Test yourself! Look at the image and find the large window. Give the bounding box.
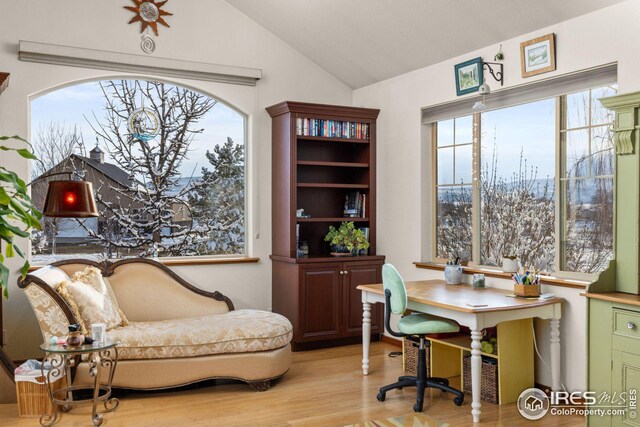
[434,84,616,275]
[30,80,246,263]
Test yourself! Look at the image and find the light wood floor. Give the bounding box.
[0,342,583,426]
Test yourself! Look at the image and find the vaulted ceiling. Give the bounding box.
[226,0,627,89]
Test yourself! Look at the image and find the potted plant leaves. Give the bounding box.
[324,221,370,256]
[0,135,42,298]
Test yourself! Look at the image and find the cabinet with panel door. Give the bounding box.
[272,257,384,350]
[588,298,640,427]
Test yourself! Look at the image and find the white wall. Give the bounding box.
[0,0,352,360]
[354,0,640,391]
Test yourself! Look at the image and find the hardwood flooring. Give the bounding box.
[0,342,583,426]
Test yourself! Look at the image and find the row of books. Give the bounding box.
[344,191,366,218]
[360,227,370,242]
[296,118,370,139]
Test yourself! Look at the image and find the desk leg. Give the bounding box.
[362,301,372,375]
[550,317,561,391]
[470,329,482,423]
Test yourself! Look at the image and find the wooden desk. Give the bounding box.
[357,280,564,423]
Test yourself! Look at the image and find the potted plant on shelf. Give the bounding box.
[324,221,370,256]
[502,255,519,273]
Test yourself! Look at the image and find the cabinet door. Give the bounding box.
[342,262,383,336]
[299,264,342,341]
[612,351,640,427]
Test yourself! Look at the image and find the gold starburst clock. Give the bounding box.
[125,0,173,36]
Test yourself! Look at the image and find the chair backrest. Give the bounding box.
[382,264,407,315]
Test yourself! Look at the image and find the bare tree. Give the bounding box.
[437,148,555,272]
[85,80,217,256]
[479,148,556,271]
[31,122,86,255]
[31,122,86,179]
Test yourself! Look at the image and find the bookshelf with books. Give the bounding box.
[267,101,384,350]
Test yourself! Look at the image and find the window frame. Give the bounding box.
[431,85,616,280]
[28,77,251,264]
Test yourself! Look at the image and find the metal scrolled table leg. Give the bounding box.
[101,347,120,413]
[39,353,64,427]
[89,351,104,426]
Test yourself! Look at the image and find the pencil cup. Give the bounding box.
[444,265,463,285]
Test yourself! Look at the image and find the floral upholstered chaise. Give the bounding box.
[19,258,292,391]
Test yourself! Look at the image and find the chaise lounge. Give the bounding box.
[19,258,292,391]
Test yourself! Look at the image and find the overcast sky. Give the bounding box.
[30,80,245,178]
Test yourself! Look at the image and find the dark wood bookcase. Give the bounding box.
[267,101,384,350]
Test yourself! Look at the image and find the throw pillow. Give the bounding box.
[72,267,129,326]
[35,266,71,288]
[57,280,124,337]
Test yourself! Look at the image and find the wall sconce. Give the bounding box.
[472,61,504,112]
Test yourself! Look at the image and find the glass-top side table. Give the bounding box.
[38,340,120,427]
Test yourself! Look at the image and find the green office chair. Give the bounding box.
[377,264,465,412]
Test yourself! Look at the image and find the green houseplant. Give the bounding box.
[0,135,42,298]
[324,221,370,256]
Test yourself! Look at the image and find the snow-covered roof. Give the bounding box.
[75,154,135,188]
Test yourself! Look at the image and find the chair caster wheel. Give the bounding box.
[454,396,464,406]
[398,386,403,390]
[413,403,423,412]
[376,392,385,402]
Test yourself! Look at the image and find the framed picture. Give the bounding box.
[454,57,483,96]
[520,33,556,78]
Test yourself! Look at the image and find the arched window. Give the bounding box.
[30,79,246,263]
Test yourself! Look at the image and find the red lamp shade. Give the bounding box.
[43,180,99,218]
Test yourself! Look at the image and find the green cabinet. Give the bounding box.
[612,351,640,427]
[587,92,640,426]
[588,298,640,426]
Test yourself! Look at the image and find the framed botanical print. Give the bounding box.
[454,57,483,96]
[520,33,556,78]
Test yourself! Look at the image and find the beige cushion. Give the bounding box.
[108,309,293,360]
[57,280,124,336]
[32,266,71,288]
[72,267,129,326]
